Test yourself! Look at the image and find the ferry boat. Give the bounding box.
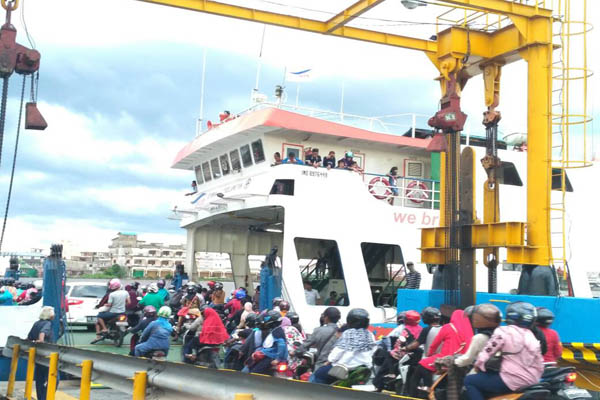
[170,101,597,334]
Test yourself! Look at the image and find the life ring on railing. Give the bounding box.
[405,180,429,204]
[368,176,392,200]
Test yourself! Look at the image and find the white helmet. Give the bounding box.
[148,283,159,293]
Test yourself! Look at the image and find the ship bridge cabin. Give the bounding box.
[171,104,539,330]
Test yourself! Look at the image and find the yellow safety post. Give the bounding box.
[132,371,147,400]
[24,347,36,400]
[6,343,20,397]
[235,394,254,400]
[46,352,59,400]
[79,360,93,400]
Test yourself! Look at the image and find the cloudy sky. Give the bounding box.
[0,0,598,253]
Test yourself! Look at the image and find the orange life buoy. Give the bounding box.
[405,180,429,204]
[368,176,392,200]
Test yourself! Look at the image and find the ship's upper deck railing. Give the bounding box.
[361,171,440,210]
[197,101,430,138]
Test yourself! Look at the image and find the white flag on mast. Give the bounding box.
[286,68,313,82]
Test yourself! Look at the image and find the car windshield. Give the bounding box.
[70,285,107,298]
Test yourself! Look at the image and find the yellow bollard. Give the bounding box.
[6,343,20,397]
[24,347,36,400]
[234,394,254,400]
[46,352,59,400]
[132,371,147,400]
[79,360,93,400]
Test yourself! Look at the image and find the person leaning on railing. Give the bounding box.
[27,306,57,400]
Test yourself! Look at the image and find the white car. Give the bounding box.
[66,282,108,330]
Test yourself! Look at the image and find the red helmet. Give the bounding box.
[207,281,216,289]
[405,310,421,326]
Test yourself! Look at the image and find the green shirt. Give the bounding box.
[139,292,164,309]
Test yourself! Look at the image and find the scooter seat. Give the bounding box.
[518,383,549,391]
[487,389,550,400]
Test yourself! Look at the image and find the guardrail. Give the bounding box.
[3,336,397,400]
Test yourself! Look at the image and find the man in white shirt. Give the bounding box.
[304,281,321,305]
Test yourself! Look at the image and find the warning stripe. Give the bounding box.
[561,343,600,365]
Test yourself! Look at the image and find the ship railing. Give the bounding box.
[2,336,390,400]
[362,172,440,210]
[212,101,430,137]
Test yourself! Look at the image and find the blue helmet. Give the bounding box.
[235,290,246,300]
[506,301,537,328]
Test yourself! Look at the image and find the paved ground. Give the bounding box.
[0,380,129,400]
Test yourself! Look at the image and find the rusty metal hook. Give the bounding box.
[1,0,18,11]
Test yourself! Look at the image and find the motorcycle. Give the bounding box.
[541,366,592,400]
[90,314,129,347]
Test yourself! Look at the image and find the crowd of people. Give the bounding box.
[21,274,565,399]
[272,149,364,173]
[0,278,42,306]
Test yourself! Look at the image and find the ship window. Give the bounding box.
[194,165,204,184]
[220,154,231,176]
[251,139,265,163]
[240,144,253,167]
[202,162,212,182]
[360,243,404,307]
[211,158,221,179]
[270,179,294,195]
[230,149,242,171]
[295,237,349,306]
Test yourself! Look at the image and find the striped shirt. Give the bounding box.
[406,272,421,289]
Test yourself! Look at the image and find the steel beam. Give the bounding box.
[438,0,552,18]
[136,0,437,54]
[324,0,386,33]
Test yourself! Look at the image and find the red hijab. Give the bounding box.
[419,309,474,371]
[199,308,229,345]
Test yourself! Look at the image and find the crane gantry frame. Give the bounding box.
[138,0,558,303]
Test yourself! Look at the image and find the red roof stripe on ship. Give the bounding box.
[172,108,430,167]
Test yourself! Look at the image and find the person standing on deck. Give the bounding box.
[405,262,421,289]
[27,306,57,400]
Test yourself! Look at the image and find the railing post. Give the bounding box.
[6,343,20,397]
[46,352,59,400]
[132,371,147,400]
[79,360,93,400]
[24,347,36,400]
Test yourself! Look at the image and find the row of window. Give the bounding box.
[195,139,266,184]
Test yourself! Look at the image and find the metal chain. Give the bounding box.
[0,74,27,252]
[0,76,10,170]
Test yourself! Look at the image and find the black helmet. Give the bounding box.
[157,279,166,289]
[245,313,258,329]
[396,311,407,325]
[536,307,555,327]
[272,297,283,308]
[287,311,300,325]
[261,309,282,330]
[506,301,537,328]
[279,300,290,312]
[186,285,197,295]
[323,307,341,323]
[214,282,224,290]
[347,308,369,329]
[421,307,442,325]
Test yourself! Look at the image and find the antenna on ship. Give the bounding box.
[251,25,268,104]
[196,48,207,136]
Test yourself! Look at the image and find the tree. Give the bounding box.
[109,264,127,279]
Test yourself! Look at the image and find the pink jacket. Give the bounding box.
[475,325,543,391]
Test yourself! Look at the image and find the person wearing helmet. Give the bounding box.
[211,282,225,305]
[224,290,245,318]
[464,302,543,400]
[271,297,283,310]
[536,307,562,362]
[248,309,288,374]
[183,307,229,363]
[95,279,130,340]
[0,285,14,306]
[156,279,170,302]
[374,311,422,391]
[237,302,256,330]
[174,285,202,337]
[134,306,173,357]
[311,308,376,384]
[454,304,502,369]
[139,283,164,310]
[296,307,341,371]
[286,311,304,336]
[128,306,158,356]
[278,300,290,317]
[409,310,474,398]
